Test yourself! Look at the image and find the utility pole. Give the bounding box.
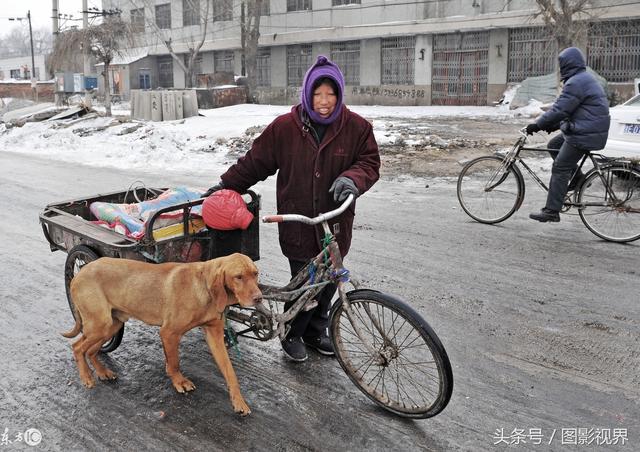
[82,0,91,105]
[9,11,37,101]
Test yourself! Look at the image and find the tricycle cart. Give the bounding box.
[39,186,260,352]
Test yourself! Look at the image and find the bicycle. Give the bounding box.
[456,129,640,243]
[225,194,454,419]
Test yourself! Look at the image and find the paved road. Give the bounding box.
[1,152,638,451]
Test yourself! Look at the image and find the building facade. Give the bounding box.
[0,55,48,82]
[101,0,640,105]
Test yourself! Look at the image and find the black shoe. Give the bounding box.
[281,336,308,362]
[303,335,335,356]
[529,208,560,223]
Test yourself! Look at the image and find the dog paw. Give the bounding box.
[96,369,118,381]
[81,377,96,389]
[172,377,196,393]
[232,399,251,416]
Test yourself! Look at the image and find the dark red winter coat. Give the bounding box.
[220,104,380,261]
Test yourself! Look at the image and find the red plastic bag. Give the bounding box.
[202,189,254,231]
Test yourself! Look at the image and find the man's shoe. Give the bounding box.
[529,208,560,223]
[303,335,335,356]
[281,336,308,362]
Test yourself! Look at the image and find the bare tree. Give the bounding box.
[129,0,211,88]
[533,0,592,49]
[0,26,52,58]
[241,0,263,98]
[50,17,130,116]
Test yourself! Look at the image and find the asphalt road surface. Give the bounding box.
[1,152,638,451]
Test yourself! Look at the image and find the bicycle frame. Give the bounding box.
[503,132,631,209]
[226,194,396,357]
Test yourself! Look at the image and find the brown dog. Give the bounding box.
[62,252,262,416]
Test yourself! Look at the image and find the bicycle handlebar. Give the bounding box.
[262,194,355,225]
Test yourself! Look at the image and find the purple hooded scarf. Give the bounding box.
[300,55,345,125]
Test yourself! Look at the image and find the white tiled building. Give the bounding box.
[101,0,640,105]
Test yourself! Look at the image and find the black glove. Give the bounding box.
[525,123,540,135]
[329,177,359,203]
[201,182,225,198]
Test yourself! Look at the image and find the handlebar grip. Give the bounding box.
[262,215,283,223]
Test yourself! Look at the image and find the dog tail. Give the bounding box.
[61,302,83,338]
[61,319,82,338]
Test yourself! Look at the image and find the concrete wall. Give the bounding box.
[488,28,509,104]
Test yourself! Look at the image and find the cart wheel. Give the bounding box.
[64,245,124,353]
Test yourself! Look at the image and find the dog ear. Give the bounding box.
[206,261,228,315]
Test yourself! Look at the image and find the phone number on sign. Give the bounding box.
[493,427,628,446]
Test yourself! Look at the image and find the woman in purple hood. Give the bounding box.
[204,56,380,362]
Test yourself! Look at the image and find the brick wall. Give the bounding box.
[195,86,247,109]
[0,82,55,102]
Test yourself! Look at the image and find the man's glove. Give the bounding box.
[525,123,541,135]
[201,182,225,198]
[329,177,359,203]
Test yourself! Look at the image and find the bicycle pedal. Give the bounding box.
[303,300,318,311]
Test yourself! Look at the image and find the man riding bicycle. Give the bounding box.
[525,46,610,223]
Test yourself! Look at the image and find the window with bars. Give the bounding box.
[331,41,360,85]
[256,48,271,87]
[130,8,145,33]
[158,56,174,88]
[287,44,313,86]
[259,0,270,16]
[183,0,200,26]
[214,50,235,73]
[155,4,171,29]
[183,54,203,75]
[588,19,640,83]
[332,0,360,5]
[507,27,556,83]
[214,0,233,22]
[287,0,312,12]
[381,36,415,85]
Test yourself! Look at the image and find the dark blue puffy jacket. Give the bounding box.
[536,47,610,151]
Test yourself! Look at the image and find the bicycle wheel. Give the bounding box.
[577,164,640,242]
[457,156,524,224]
[64,245,124,353]
[329,289,453,419]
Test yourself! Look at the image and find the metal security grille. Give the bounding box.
[214,50,235,73]
[287,0,312,12]
[214,0,233,21]
[331,41,360,85]
[256,48,271,87]
[183,54,202,75]
[333,0,361,5]
[381,36,415,85]
[157,56,174,88]
[155,4,171,29]
[507,27,557,82]
[432,32,488,106]
[588,20,640,82]
[130,8,145,33]
[287,44,313,86]
[183,0,200,26]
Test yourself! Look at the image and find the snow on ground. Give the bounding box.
[0,101,542,178]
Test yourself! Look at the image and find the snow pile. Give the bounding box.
[1,102,529,177]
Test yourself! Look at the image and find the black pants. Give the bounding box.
[545,138,587,212]
[284,259,337,338]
